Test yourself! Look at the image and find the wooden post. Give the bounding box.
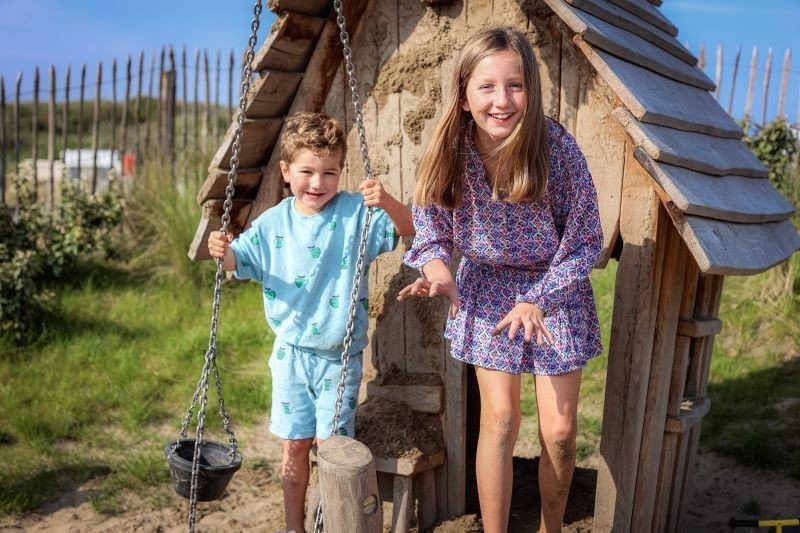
[214,49,220,142]
[14,73,21,177]
[32,67,40,200]
[111,59,118,160]
[744,46,757,123]
[48,65,56,208]
[145,50,155,150]
[697,44,706,70]
[182,46,188,151]
[228,49,234,119]
[761,47,773,125]
[77,64,86,184]
[121,57,131,157]
[157,47,164,151]
[160,48,176,161]
[135,51,144,157]
[777,48,791,120]
[203,49,211,150]
[193,47,200,150]
[62,67,70,164]
[713,44,722,101]
[317,436,382,533]
[91,62,102,194]
[727,47,740,115]
[1,76,5,203]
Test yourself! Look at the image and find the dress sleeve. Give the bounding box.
[517,133,602,314]
[403,203,454,271]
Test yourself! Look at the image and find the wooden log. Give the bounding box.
[121,58,130,155]
[14,73,21,176]
[317,435,382,533]
[135,52,144,155]
[744,46,757,122]
[91,62,102,193]
[214,49,220,142]
[0,76,5,203]
[727,47,740,115]
[193,48,200,148]
[77,64,86,183]
[48,66,56,208]
[32,67,39,198]
[761,47,773,125]
[61,68,71,165]
[252,12,327,73]
[204,49,211,150]
[365,382,443,414]
[630,225,687,532]
[145,51,155,150]
[714,44,722,100]
[777,49,791,119]
[196,167,262,203]
[676,318,722,338]
[594,147,666,532]
[111,59,117,159]
[188,199,253,261]
[698,44,706,70]
[182,47,188,152]
[157,48,164,150]
[160,50,176,161]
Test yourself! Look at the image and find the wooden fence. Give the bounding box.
[0,46,239,206]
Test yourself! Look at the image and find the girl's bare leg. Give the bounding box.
[474,367,522,533]
[535,370,582,533]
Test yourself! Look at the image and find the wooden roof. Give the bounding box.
[545,0,799,275]
[191,0,799,275]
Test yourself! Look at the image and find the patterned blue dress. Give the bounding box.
[404,120,603,375]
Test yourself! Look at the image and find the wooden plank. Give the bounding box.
[47,66,56,208]
[578,42,741,139]
[714,44,723,101]
[777,48,791,119]
[566,0,694,65]
[366,382,443,414]
[613,108,767,178]
[444,353,466,518]
[559,32,581,133]
[391,475,413,533]
[245,71,304,117]
[676,318,722,339]
[208,118,282,170]
[573,66,624,268]
[744,46,757,122]
[594,149,666,533]
[187,200,253,261]
[664,397,711,434]
[62,66,71,163]
[631,223,686,533]
[267,0,330,17]
[727,47,741,115]
[671,215,800,275]
[634,148,795,223]
[252,12,327,73]
[145,51,155,150]
[548,1,712,89]
[204,49,211,150]
[32,67,39,197]
[761,47,774,125]
[197,168,263,203]
[121,59,129,154]
[91,62,102,193]
[14,73,21,176]
[373,450,445,477]
[418,469,437,530]
[607,0,677,36]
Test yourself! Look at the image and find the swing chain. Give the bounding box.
[314,1,376,531]
[172,2,262,532]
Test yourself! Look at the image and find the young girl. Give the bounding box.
[398,27,603,532]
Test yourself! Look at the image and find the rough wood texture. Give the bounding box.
[608,0,677,36]
[635,148,795,223]
[208,118,282,171]
[267,0,330,17]
[676,317,722,338]
[252,12,327,73]
[245,71,304,117]
[549,1,712,89]
[391,475,413,533]
[664,397,711,434]
[578,43,741,138]
[614,108,767,178]
[317,436,383,533]
[188,200,253,261]
[595,148,667,533]
[366,382,443,413]
[373,450,446,477]
[565,0,694,64]
[672,215,800,275]
[630,225,686,533]
[197,168,263,203]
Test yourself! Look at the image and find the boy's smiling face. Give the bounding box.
[280,148,343,216]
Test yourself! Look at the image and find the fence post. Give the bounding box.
[193,47,200,152]
[91,62,102,194]
[48,65,56,209]
[182,46,188,152]
[744,46,758,124]
[1,76,5,204]
[160,48,176,162]
[14,73,21,178]
[111,58,118,161]
[761,47,773,126]
[713,44,722,101]
[228,49,234,119]
[727,47,740,116]
[77,63,86,185]
[777,49,791,120]
[32,67,40,201]
[203,49,210,150]
[158,47,165,152]
[121,56,131,158]
[135,51,144,159]
[214,49,221,143]
[145,50,155,150]
[62,66,70,166]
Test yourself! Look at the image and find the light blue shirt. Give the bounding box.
[231,192,398,359]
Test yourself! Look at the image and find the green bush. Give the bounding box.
[741,118,799,207]
[0,179,122,342]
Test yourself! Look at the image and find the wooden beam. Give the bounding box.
[208,118,282,171]
[197,167,263,203]
[677,317,722,338]
[187,200,253,261]
[245,71,304,117]
[252,12,327,73]
[373,450,445,477]
[607,0,677,36]
[664,397,711,434]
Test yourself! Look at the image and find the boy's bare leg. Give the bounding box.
[474,367,522,533]
[282,437,314,533]
[535,370,581,533]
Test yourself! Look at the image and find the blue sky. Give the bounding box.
[0,0,799,124]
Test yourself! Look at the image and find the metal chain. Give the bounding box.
[169,2,262,532]
[314,1,376,531]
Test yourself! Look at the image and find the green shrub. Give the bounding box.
[0,178,122,342]
[741,118,799,208]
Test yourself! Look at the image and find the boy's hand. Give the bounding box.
[208,231,233,259]
[359,178,391,209]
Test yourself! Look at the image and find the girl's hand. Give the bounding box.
[208,231,232,259]
[360,178,390,209]
[492,302,554,345]
[397,276,460,319]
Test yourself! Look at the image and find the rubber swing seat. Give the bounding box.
[164,439,242,501]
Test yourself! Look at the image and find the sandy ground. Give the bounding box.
[2,416,799,533]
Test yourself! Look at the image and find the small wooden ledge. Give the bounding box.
[373,449,445,477]
[677,318,722,338]
[366,381,444,414]
[665,397,710,434]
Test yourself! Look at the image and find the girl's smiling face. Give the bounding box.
[280,148,342,215]
[461,50,527,153]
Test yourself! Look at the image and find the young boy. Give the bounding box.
[207,111,413,533]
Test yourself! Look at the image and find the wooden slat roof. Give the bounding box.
[550,0,799,274]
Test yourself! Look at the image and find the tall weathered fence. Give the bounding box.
[0,46,238,206]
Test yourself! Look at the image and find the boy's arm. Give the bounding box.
[359,178,415,236]
[208,231,237,271]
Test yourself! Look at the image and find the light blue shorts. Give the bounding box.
[268,341,362,440]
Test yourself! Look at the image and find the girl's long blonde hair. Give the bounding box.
[414,26,550,208]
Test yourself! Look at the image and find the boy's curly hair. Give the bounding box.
[280,112,347,165]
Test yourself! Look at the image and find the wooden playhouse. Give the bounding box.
[188,0,800,531]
